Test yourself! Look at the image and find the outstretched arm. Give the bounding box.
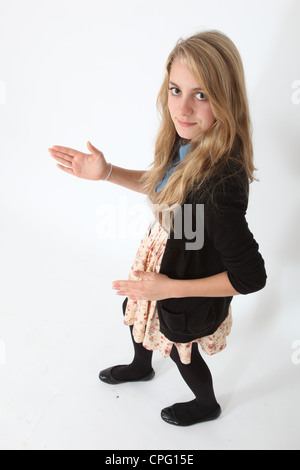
[48,141,147,194]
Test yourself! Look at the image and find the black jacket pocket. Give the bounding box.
[157,297,216,343]
[158,303,186,335]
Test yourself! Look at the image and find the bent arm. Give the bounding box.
[112,270,240,301]
[203,170,267,295]
[169,271,241,298]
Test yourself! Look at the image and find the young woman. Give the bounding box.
[49,30,267,427]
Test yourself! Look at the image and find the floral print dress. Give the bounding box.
[123,219,232,365]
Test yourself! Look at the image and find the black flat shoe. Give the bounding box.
[161,404,221,427]
[99,366,155,385]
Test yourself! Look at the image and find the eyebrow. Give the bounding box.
[169,81,205,92]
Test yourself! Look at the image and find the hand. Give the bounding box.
[48,141,111,181]
[112,270,174,301]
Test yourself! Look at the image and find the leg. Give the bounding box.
[161,343,221,426]
[110,323,154,381]
[99,298,154,384]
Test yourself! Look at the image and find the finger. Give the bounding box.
[112,280,141,290]
[112,284,132,292]
[56,164,74,175]
[50,152,73,166]
[113,282,139,294]
[51,145,81,158]
[49,148,74,163]
[112,280,131,287]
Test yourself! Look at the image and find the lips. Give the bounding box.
[177,119,197,128]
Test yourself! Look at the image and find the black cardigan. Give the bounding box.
[156,159,267,343]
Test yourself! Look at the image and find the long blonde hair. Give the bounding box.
[141,30,255,209]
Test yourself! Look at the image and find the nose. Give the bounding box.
[177,96,193,117]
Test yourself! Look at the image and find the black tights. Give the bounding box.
[111,299,153,381]
[168,342,219,424]
[112,299,219,422]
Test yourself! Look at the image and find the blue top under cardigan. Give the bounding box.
[148,143,191,236]
[155,143,191,192]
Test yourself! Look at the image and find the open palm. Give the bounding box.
[48,141,110,181]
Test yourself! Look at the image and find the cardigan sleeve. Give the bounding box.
[202,167,267,295]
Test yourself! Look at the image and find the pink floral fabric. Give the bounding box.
[124,219,232,365]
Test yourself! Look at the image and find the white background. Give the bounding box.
[0,0,299,450]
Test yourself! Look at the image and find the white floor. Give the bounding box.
[0,204,299,451]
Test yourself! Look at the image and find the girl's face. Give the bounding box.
[168,58,216,140]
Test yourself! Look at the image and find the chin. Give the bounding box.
[176,128,198,140]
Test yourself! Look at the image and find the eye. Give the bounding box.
[195,91,207,101]
[169,87,181,96]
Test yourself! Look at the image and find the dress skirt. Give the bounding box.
[124,219,232,365]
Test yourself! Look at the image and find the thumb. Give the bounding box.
[134,270,152,280]
[87,141,100,155]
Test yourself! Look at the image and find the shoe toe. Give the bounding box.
[99,366,124,385]
[161,407,179,425]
